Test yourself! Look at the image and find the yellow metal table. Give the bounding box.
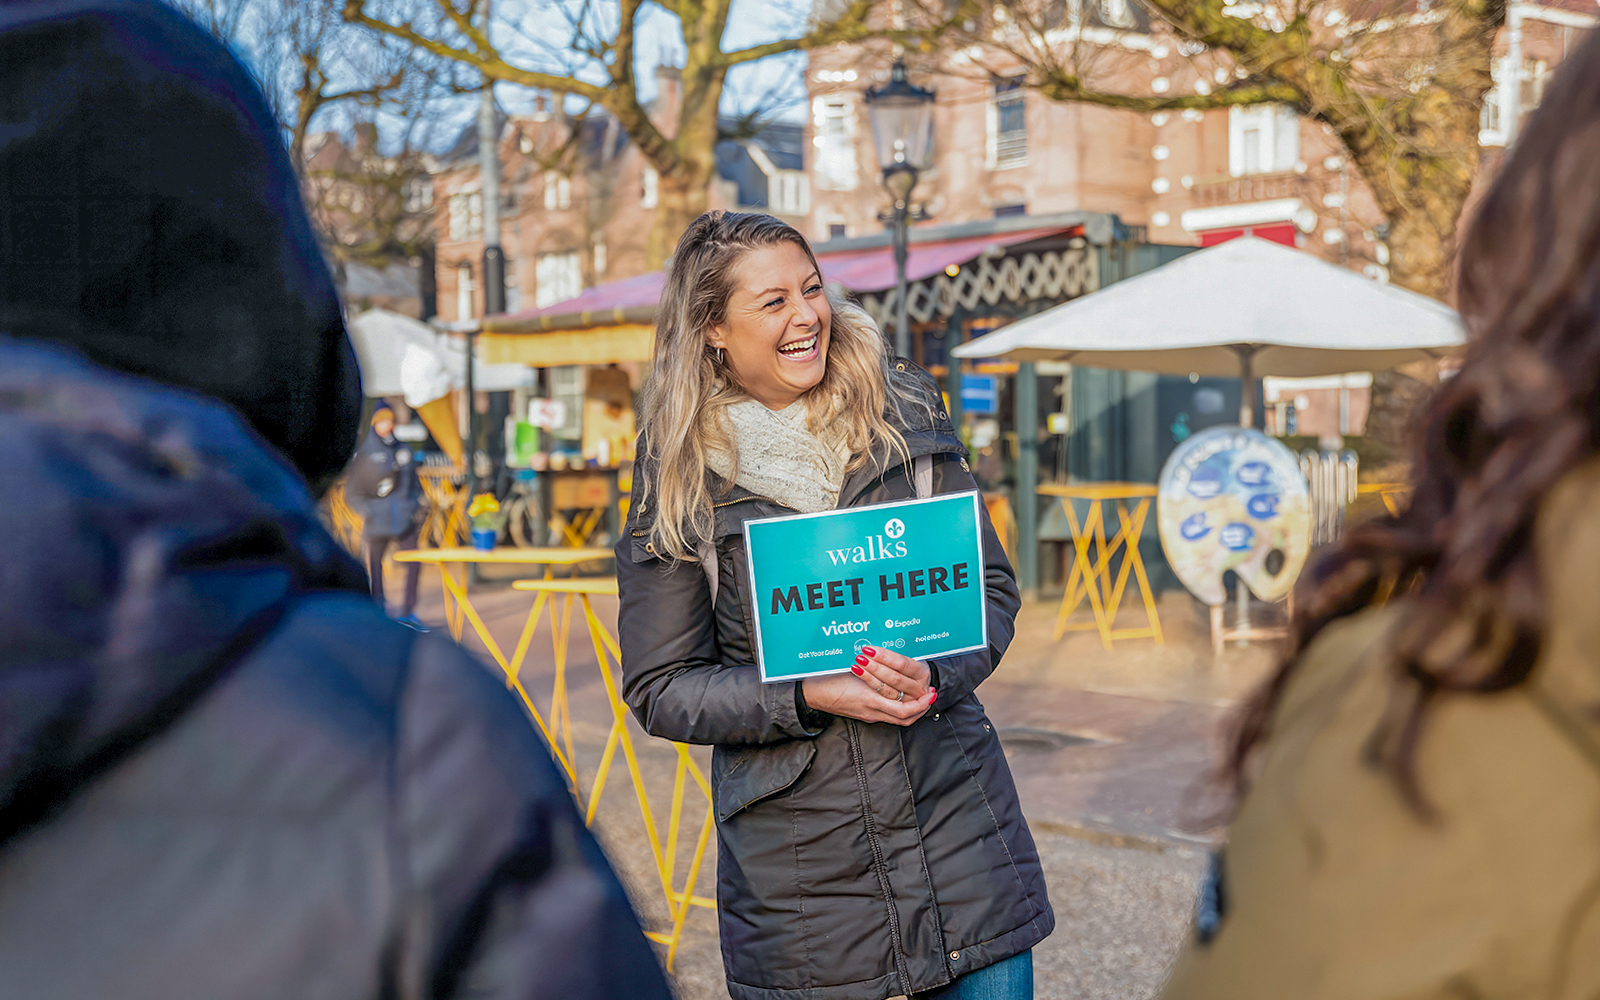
[416,466,470,548]
[1038,482,1164,650]
[510,579,713,969]
[1358,482,1411,516]
[393,546,612,648]
[392,550,711,969]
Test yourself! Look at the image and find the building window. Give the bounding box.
[1091,0,1150,31]
[769,170,810,216]
[1480,74,1504,144]
[1228,105,1299,176]
[593,240,607,276]
[993,203,1028,218]
[543,172,571,211]
[1481,58,1550,146]
[548,366,585,443]
[988,78,1027,170]
[404,177,434,213]
[813,95,859,191]
[641,167,658,208]
[455,263,474,320]
[448,191,482,240]
[535,251,582,309]
[829,222,848,239]
[504,260,521,314]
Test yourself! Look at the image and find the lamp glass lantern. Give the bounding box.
[865,62,937,190]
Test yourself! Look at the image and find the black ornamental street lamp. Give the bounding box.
[864,61,936,359]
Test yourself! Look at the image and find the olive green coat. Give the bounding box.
[1163,460,1600,1000]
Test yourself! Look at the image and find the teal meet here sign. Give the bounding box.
[743,492,988,683]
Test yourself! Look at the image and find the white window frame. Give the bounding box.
[543,172,571,211]
[455,263,474,321]
[403,177,434,213]
[987,78,1028,170]
[1228,105,1299,176]
[641,166,658,208]
[504,260,522,314]
[535,250,582,309]
[1099,0,1141,29]
[812,95,859,191]
[769,170,810,216]
[448,190,482,240]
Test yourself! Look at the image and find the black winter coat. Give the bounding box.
[348,425,426,539]
[0,340,671,1000]
[616,367,1053,1000]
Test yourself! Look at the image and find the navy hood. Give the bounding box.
[0,0,361,495]
[0,341,368,848]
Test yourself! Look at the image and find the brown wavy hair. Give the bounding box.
[1231,31,1600,812]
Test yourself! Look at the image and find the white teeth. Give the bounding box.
[779,336,817,356]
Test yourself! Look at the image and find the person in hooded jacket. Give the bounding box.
[0,3,671,999]
[616,212,1052,1000]
[347,403,428,628]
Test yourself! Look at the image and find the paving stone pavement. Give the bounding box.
[408,572,1267,999]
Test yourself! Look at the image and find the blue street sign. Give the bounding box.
[960,374,998,414]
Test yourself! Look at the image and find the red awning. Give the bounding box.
[816,227,1067,292]
[487,225,1077,333]
[1199,224,1297,248]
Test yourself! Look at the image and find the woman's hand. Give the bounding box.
[801,647,936,727]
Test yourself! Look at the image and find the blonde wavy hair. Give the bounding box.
[639,211,925,562]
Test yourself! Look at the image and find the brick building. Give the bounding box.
[805,0,1594,272]
[430,69,810,324]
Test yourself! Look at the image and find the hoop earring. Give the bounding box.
[713,347,724,365]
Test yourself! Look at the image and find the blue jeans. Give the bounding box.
[913,950,1033,1000]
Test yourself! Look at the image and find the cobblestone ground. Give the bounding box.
[639,826,1206,1000]
[412,577,1226,1000]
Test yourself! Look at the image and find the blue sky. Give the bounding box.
[224,0,816,153]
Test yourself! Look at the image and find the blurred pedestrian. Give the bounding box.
[347,403,427,629]
[617,211,1051,1000]
[1162,30,1600,1000]
[0,3,671,999]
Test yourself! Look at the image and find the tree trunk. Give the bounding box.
[646,166,712,269]
[642,92,722,269]
[1325,61,1489,456]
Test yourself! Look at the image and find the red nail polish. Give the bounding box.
[862,646,877,655]
[930,688,938,703]
[854,655,868,666]
[851,665,864,676]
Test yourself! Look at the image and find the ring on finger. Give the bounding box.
[874,679,885,694]
[896,689,906,702]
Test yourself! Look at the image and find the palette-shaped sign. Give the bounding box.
[1156,426,1311,605]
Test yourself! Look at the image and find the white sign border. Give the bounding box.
[742,490,990,684]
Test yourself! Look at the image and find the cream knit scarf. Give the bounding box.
[704,397,851,514]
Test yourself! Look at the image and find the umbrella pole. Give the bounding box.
[1234,346,1258,645]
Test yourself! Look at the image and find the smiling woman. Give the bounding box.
[616,211,1052,1000]
[706,242,831,408]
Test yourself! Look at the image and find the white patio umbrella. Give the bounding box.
[950,236,1466,423]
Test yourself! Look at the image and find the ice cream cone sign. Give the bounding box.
[413,395,463,466]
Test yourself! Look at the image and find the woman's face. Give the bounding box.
[707,242,831,411]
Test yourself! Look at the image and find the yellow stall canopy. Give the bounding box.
[478,323,654,367]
